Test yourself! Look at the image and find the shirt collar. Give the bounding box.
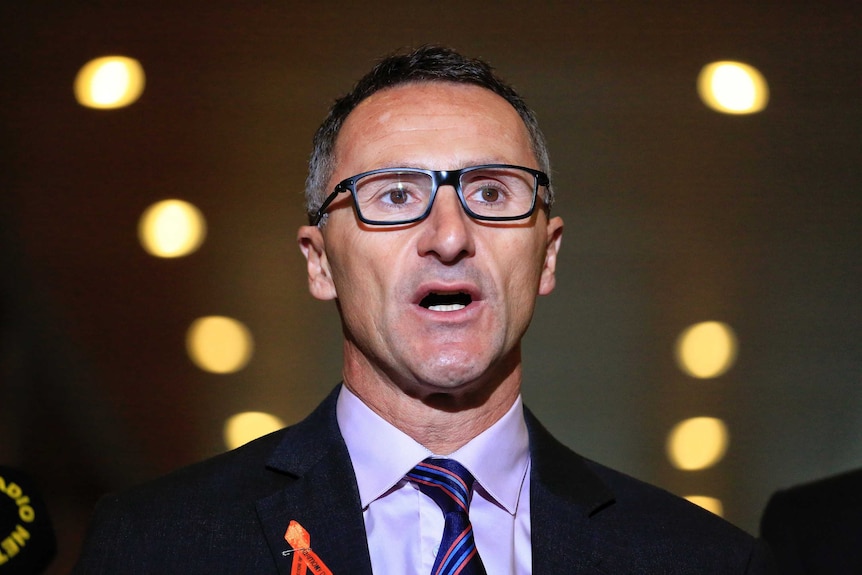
[448,395,529,515]
[336,384,529,515]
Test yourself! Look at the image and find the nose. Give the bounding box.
[416,186,476,263]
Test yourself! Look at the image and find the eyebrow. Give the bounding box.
[362,158,518,171]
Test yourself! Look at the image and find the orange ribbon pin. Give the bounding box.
[284,520,333,575]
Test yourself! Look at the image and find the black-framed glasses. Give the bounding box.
[312,164,550,226]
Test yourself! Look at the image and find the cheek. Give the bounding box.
[499,239,547,295]
[331,262,381,315]
[327,234,405,307]
[505,267,542,311]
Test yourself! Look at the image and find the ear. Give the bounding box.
[538,216,564,296]
[297,225,338,301]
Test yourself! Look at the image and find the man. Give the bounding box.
[74,45,771,573]
[761,467,862,574]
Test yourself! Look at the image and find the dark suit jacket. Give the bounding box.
[761,468,862,574]
[74,386,771,574]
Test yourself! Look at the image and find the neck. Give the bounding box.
[341,348,522,454]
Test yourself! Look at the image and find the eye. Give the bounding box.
[387,186,409,205]
[467,182,508,205]
[363,181,423,206]
[479,187,501,203]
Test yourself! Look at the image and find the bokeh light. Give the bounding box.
[138,199,206,258]
[697,61,769,114]
[74,56,146,109]
[186,316,254,374]
[675,321,738,379]
[224,412,285,450]
[667,416,729,471]
[684,495,724,517]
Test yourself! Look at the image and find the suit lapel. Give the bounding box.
[255,386,373,575]
[526,408,617,574]
[250,390,622,574]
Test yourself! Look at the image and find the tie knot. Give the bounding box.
[407,458,475,514]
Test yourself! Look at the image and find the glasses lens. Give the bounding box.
[354,171,433,223]
[460,167,537,219]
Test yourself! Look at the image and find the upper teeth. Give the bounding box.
[429,303,466,312]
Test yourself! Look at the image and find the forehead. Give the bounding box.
[332,82,535,175]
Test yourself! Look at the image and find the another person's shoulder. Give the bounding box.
[761,467,862,574]
[764,466,862,511]
[762,466,862,540]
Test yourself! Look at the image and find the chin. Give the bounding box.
[414,356,488,385]
[412,365,502,399]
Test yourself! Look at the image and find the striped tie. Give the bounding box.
[407,458,488,575]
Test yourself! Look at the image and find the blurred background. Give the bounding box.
[2,2,860,572]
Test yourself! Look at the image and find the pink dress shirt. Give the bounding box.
[336,385,532,574]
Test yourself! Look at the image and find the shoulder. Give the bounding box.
[101,426,292,511]
[761,467,862,573]
[764,466,862,516]
[525,409,770,573]
[74,388,345,574]
[585,457,754,545]
[77,430,292,558]
[93,386,344,516]
[72,430,291,574]
[762,467,862,539]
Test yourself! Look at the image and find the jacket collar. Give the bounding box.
[256,386,373,575]
[254,387,620,575]
[526,407,617,574]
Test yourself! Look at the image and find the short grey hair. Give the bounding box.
[304,45,553,224]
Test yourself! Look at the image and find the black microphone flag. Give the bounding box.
[0,466,56,574]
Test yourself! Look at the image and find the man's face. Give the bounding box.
[299,82,563,399]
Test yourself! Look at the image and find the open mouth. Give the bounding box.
[419,291,473,312]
